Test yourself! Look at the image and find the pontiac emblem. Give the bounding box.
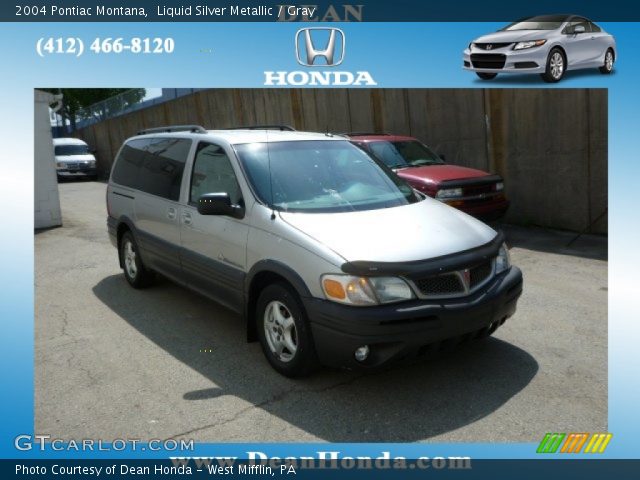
[462,269,471,288]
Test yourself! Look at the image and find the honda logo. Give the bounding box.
[295,27,345,67]
[486,44,493,50]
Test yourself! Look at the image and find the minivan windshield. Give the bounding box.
[235,140,420,213]
[366,140,444,169]
[55,144,91,156]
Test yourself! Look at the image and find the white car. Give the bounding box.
[463,14,617,82]
[53,138,97,180]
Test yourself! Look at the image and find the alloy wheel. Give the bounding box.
[263,300,298,363]
[123,240,137,279]
[550,52,564,79]
[605,51,613,71]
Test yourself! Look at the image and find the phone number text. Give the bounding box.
[36,37,175,57]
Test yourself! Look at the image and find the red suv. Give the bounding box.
[347,133,509,221]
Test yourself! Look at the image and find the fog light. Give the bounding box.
[354,345,370,362]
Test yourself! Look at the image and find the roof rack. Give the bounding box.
[222,125,296,132]
[137,125,207,135]
[340,132,391,137]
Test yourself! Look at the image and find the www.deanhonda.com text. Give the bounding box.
[171,452,472,471]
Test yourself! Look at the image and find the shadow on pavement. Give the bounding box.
[93,274,538,442]
[495,223,607,261]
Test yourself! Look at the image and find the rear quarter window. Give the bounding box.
[111,137,191,201]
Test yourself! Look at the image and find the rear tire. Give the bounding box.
[541,48,565,83]
[119,231,154,288]
[476,72,497,80]
[256,283,319,377]
[599,49,614,74]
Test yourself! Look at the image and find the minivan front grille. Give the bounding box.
[414,273,463,296]
[412,260,494,298]
[470,261,493,289]
[471,53,506,69]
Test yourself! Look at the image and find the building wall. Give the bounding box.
[34,90,62,229]
[75,88,607,233]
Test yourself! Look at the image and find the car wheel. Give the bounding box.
[476,72,497,80]
[541,48,565,83]
[119,231,154,288]
[599,49,614,74]
[256,283,319,377]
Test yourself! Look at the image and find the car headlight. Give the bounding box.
[321,274,415,306]
[513,39,547,50]
[495,182,504,191]
[469,42,475,49]
[56,162,64,169]
[496,243,511,274]
[436,188,463,199]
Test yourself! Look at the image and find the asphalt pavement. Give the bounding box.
[35,181,607,442]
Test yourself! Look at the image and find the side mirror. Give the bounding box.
[197,193,244,219]
[574,25,586,34]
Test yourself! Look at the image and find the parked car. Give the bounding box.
[346,133,509,221]
[53,138,97,180]
[107,125,523,377]
[463,14,616,82]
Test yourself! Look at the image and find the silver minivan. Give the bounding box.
[107,125,523,377]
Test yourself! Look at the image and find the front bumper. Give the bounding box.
[57,168,97,178]
[304,266,523,369]
[463,45,548,74]
[456,197,510,221]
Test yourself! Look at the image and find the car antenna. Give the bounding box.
[266,129,276,220]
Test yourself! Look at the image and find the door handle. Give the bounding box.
[182,212,192,226]
[167,207,177,220]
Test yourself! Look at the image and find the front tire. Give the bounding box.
[476,72,497,80]
[119,231,154,288]
[599,49,614,74]
[541,48,565,83]
[256,283,319,377]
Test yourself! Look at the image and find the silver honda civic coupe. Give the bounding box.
[463,14,616,82]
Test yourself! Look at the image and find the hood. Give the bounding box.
[55,154,95,162]
[396,164,491,184]
[475,30,553,44]
[279,197,497,264]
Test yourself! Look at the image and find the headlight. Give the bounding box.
[495,182,504,191]
[469,42,474,49]
[321,274,415,306]
[496,243,511,274]
[56,162,64,169]
[513,39,547,50]
[436,188,463,199]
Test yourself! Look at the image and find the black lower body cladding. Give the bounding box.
[304,267,523,369]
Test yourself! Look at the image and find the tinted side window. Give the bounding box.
[111,138,151,188]
[190,143,243,205]
[137,138,191,201]
[590,22,601,33]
